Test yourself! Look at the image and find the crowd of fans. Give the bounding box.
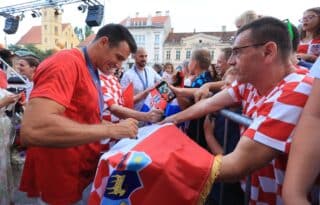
[0,7,319,205]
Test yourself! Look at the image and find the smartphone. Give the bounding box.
[155,81,176,103]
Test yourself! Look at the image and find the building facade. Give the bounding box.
[16,8,79,51]
[163,31,235,68]
[120,11,172,68]
[79,12,235,70]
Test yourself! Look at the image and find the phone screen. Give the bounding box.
[156,81,176,102]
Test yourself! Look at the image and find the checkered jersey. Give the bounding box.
[228,71,313,205]
[99,73,123,152]
[100,73,124,122]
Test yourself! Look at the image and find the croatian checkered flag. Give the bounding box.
[89,124,221,205]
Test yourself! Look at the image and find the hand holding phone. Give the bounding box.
[155,81,176,103]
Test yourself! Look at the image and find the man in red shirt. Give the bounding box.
[19,24,138,204]
[161,17,313,205]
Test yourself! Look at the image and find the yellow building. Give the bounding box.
[16,8,79,51]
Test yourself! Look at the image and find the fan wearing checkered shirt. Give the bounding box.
[161,17,314,205]
[99,68,163,152]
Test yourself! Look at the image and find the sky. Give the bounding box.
[0,0,319,46]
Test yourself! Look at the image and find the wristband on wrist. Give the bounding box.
[197,154,223,204]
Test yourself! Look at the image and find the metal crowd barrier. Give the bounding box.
[0,57,28,84]
[219,109,252,205]
[193,109,252,205]
[219,109,252,127]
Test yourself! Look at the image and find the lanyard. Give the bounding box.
[82,47,104,120]
[134,65,148,90]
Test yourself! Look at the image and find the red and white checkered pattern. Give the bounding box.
[100,73,124,122]
[100,73,124,152]
[228,71,313,205]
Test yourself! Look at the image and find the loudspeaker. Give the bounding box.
[3,17,19,34]
[85,5,104,27]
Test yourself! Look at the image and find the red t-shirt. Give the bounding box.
[19,48,102,205]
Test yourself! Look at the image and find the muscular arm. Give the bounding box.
[109,104,163,122]
[168,85,198,109]
[161,89,235,124]
[218,136,280,182]
[21,98,138,147]
[207,81,225,91]
[194,81,224,102]
[282,79,320,205]
[173,87,199,97]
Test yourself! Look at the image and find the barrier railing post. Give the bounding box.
[218,117,229,205]
[218,109,253,205]
[0,57,28,84]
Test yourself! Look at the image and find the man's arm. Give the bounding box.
[204,115,224,155]
[133,87,153,104]
[166,84,198,109]
[218,136,280,182]
[21,98,138,147]
[194,81,225,102]
[119,71,150,105]
[160,89,235,124]
[0,94,20,108]
[172,86,199,98]
[282,79,320,205]
[109,104,163,123]
[296,53,318,63]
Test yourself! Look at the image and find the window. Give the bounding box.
[176,50,181,60]
[54,26,58,35]
[44,37,47,43]
[44,25,47,30]
[154,34,160,46]
[166,50,171,60]
[154,54,159,62]
[134,35,145,47]
[186,50,191,59]
[211,50,215,60]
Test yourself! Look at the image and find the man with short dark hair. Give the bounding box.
[19,24,139,204]
[162,17,313,204]
[120,47,162,111]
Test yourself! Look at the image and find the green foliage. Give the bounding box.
[8,44,54,61]
[85,25,94,38]
[8,44,22,52]
[74,26,84,41]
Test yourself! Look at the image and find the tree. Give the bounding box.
[8,44,54,61]
[74,26,84,41]
[84,25,94,38]
[8,44,23,52]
